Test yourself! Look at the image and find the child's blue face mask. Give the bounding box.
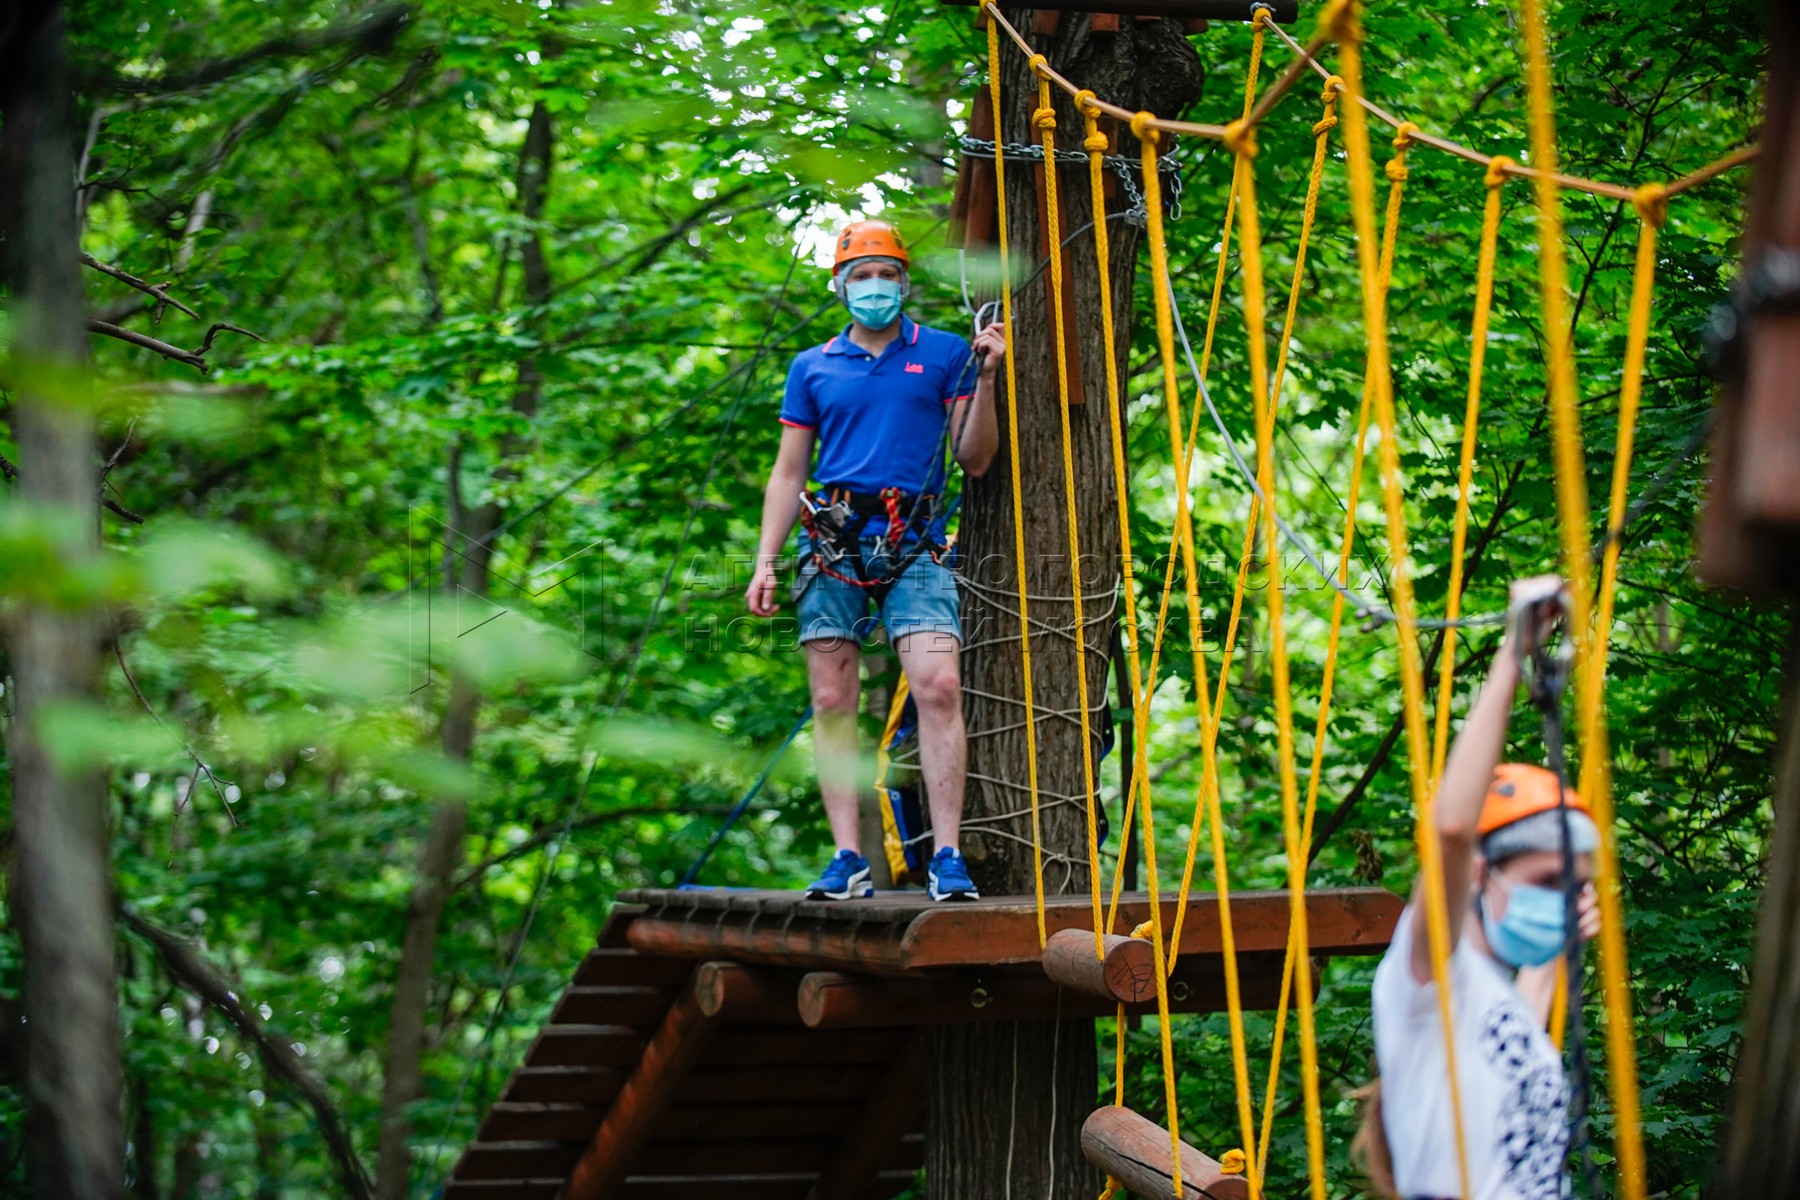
[844,276,904,329]
[1479,874,1568,968]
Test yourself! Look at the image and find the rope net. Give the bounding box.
[964,0,1753,1196]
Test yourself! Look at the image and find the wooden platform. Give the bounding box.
[442,887,1401,1200]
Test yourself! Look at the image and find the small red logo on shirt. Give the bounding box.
[904,362,924,373]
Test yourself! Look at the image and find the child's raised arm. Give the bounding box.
[1409,574,1565,984]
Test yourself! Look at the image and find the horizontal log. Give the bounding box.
[573,949,695,988]
[677,1066,883,1105]
[693,961,803,1023]
[551,985,677,1027]
[946,0,1300,21]
[799,954,1305,1028]
[479,1101,607,1142]
[1080,1106,1249,1200]
[442,1182,561,1200]
[1041,930,1158,1003]
[655,1104,861,1141]
[621,888,1400,974]
[503,1067,626,1105]
[454,1140,582,1182]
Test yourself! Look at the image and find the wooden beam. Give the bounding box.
[799,953,1301,1028]
[692,960,802,1024]
[943,0,1297,19]
[1079,1106,1250,1200]
[621,888,1401,974]
[1040,929,1157,1003]
[808,1029,928,1200]
[562,969,728,1200]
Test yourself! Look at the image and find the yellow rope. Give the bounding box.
[1138,113,1260,1200]
[1029,59,1106,959]
[874,677,914,882]
[1516,3,1648,1191]
[1078,86,1154,965]
[1325,3,1474,1197]
[1225,115,1327,1200]
[1427,155,1512,783]
[985,17,1047,949]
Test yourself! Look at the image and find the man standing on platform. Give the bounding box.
[744,219,1003,902]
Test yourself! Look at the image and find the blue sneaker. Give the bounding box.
[927,847,979,902]
[805,849,874,900]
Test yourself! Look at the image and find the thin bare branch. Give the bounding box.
[120,907,374,1200]
[102,3,408,96]
[79,253,201,321]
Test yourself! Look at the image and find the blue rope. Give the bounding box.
[678,704,813,887]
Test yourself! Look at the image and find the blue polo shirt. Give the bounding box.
[780,314,976,537]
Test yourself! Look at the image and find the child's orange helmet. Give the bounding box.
[1476,762,1590,836]
[833,220,909,269]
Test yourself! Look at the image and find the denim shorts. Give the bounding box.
[793,538,962,645]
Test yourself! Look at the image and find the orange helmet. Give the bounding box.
[833,220,909,270]
[1476,762,1590,837]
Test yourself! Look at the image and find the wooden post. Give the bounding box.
[1080,1106,1250,1200]
[1040,929,1158,1003]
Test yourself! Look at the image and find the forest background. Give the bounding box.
[0,0,1779,1196]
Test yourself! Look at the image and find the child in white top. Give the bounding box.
[1357,576,1601,1200]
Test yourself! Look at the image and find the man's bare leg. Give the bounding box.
[805,637,863,852]
[894,630,964,849]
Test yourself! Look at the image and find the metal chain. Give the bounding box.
[958,135,1185,225]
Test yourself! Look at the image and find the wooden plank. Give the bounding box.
[595,904,646,949]
[551,986,675,1027]
[621,888,1401,974]
[677,1066,882,1105]
[442,1182,562,1200]
[655,1104,859,1141]
[503,1067,626,1105]
[1041,929,1157,1003]
[1080,1106,1250,1200]
[616,1171,919,1200]
[455,1140,582,1182]
[573,949,695,988]
[479,1101,606,1142]
[809,1029,928,1200]
[523,1025,647,1069]
[634,1140,839,1174]
[706,1029,903,1067]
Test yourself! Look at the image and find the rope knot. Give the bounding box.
[1083,130,1109,153]
[1321,74,1346,102]
[1251,2,1273,28]
[1129,920,1155,940]
[1027,53,1051,79]
[1484,155,1515,189]
[1632,181,1669,228]
[1032,106,1057,131]
[1319,0,1361,45]
[1392,121,1419,150]
[1311,113,1339,137]
[1223,119,1258,160]
[1219,1149,1248,1175]
[1128,110,1160,146]
[1073,88,1101,118]
[1384,156,1409,182]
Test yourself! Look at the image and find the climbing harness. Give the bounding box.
[798,484,948,602]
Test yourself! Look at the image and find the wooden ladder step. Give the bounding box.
[550,985,678,1027]
[478,1101,607,1142]
[454,1140,582,1181]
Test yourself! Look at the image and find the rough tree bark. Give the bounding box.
[0,4,125,1197]
[374,98,555,1200]
[933,14,1203,1200]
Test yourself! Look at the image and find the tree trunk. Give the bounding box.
[374,97,554,1200]
[0,5,124,1198]
[935,13,1203,1199]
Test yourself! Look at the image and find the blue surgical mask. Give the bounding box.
[1480,877,1568,968]
[844,276,904,329]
